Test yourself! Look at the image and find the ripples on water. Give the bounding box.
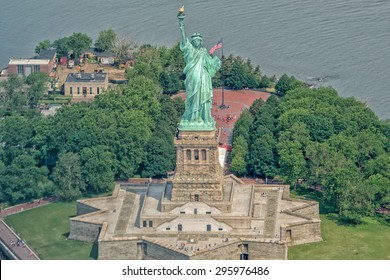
[1,0,389,119]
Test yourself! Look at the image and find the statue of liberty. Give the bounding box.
[177,7,221,131]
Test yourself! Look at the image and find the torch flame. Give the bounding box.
[179,6,185,13]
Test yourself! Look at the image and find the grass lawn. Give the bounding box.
[4,201,96,260]
[288,214,390,260]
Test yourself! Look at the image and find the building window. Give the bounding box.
[202,150,207,160]
[17,65,23,76]
[166,227,170,230]
[240,253,249,260]
[97,87,100,94]
[82,87,87,95]
[186,150,191,160]
[206,224,211,231]
[178,224,182,232]
[194,149,199,160]
[90,87,93,94]
[194,194,199,202]
[34,65,40,72]
[206,211,211,215]
[77,87,80,94]
[142,221,147,227]
[218,228,223,231]
[70,87,73,95]
[148,221,153,227]
[180,211,185,214]
[194,209,197,215]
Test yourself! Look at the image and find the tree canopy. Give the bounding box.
[94,28,117,52]
[230,85,390,223]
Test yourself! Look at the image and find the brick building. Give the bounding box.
[64,72,108,97]
[8,49,57,77]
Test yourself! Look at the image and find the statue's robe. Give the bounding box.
[180,38,221,130]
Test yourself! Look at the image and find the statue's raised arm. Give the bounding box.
[176,7,221,131]
[178,6,186,45]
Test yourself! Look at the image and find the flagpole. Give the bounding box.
[220,37,228,109]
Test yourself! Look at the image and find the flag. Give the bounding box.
[209,39,222,54]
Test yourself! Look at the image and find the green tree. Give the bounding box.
[354,130,386,168]
[68,32,93,63]
[141,128,176,178]
[225,62,249,90]
[53,37,71,57]
[258,75,271,89]
[365,154,390,179]
[159,71,181,94]
[305,142,332,186]
[365,174,390,210]
[51,153,85,200]
[0,74,25,115]
[323,164,361,216]
[248,133,277,178]
[25,71,49,109]
[95,28,117,52]
[80,146,115,193]
[0,155,51,203]
[35,39,51,54]
[0,114,33,164]
[229,135,248,176]
[275,74,305,96]
[232,109,253,142]
[278,141,306,188]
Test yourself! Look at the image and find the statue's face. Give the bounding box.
[191,37,203,48]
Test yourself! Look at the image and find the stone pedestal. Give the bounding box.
[172,129,224,201]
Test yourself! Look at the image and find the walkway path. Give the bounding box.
[0,220,39,260]
[0,197,54,218]
[0,197,54,260]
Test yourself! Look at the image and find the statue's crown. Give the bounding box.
[191,33,203,39]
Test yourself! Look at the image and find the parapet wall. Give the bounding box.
[287,200,320,219]
[97,237,287,260]
[99,239,139,260]
[246,240,287,260]
[213,216,251,229]
[68,220,102,243]
[143,240,189,260]
[281,220,322,246]
[280,199,322,246]
[77,202,101,216]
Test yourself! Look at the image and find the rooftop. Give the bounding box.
[95,51,116,57]
[37,49,56,60]
[9,58,50,65]
[65,72,107,83]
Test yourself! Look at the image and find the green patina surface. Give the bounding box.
[178,12,221,131]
